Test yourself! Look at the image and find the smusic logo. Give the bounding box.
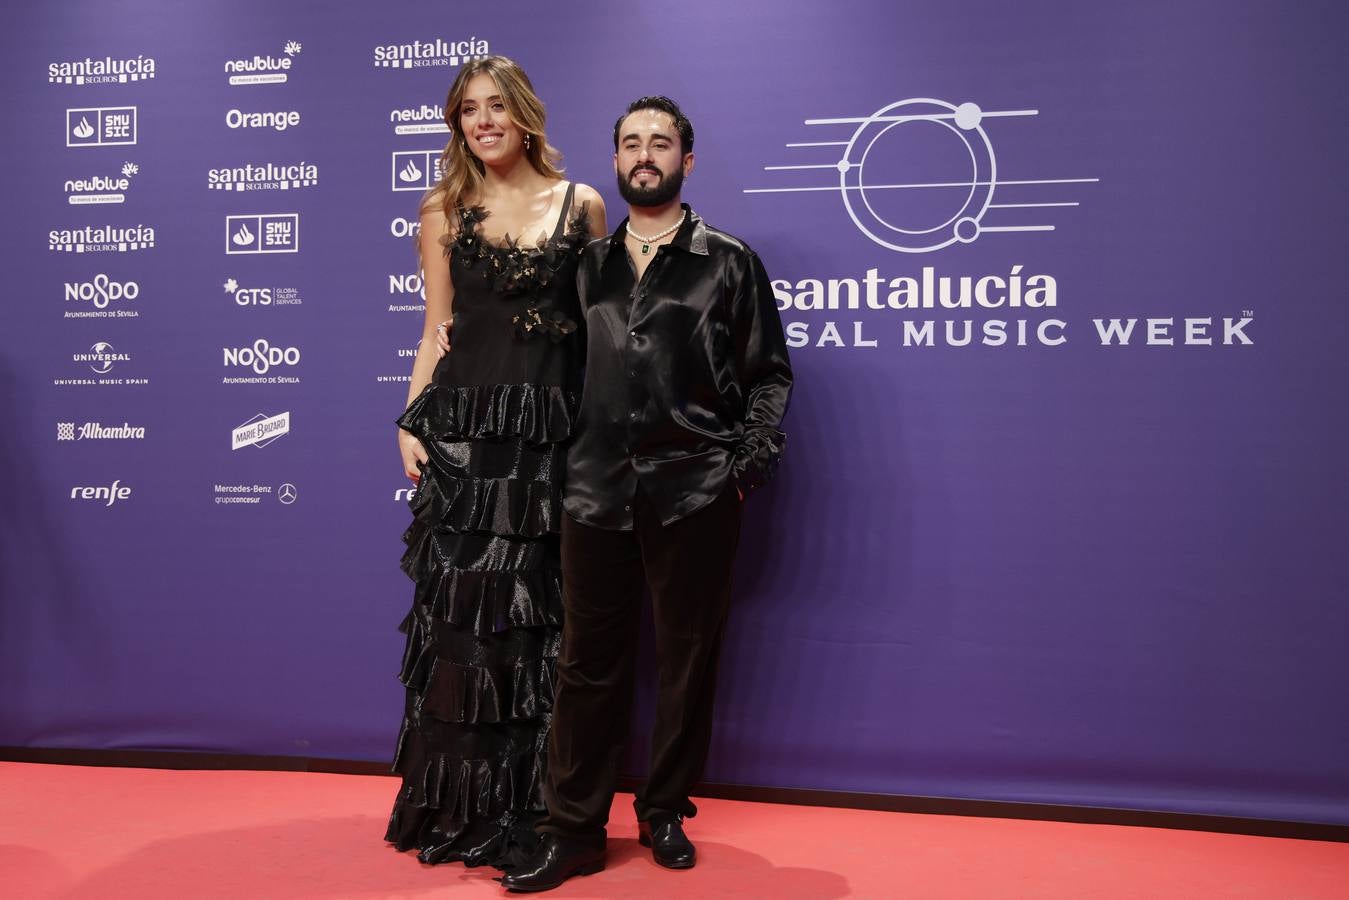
[225,40,301,85]
[66,162,138,205]
[208,161,318,191]
[391,150,442,192]
[49,55,155,85]
[226,214,299,254]
[67,107,137,147]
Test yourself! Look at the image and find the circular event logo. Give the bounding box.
[277,482,297,504]
[839,99,993,253]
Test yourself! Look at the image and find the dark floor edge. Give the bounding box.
[4,746,1344,843]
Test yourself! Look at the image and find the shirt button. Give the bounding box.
[629,411,638,419]
[629,330,637,337]
[624,504,632,512]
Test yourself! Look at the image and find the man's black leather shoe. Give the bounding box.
[499,833,605,893]
[638,813,696,869]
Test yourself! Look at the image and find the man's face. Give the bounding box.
[614,109,693,207]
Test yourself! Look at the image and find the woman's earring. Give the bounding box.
[524,133,533,150]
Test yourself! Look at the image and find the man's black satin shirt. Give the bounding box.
[564,205,793,530]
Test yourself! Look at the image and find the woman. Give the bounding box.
[387,56,606,869]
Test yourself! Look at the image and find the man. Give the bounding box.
[501,96,792,892]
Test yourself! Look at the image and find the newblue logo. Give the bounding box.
[226,214,299,254]
[225,41,301,85]
[67,107,136,147]
[391,103,449,135]
[66,162,137,205]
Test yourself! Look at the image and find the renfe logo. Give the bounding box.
[226,214,299,254]
[67,107,137,147]
[70,480,132,506]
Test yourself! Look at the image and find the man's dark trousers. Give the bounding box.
[538,482,742,844]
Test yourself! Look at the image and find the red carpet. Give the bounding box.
[1,762,1344,898]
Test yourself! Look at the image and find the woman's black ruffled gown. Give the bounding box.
[386,185,589,869]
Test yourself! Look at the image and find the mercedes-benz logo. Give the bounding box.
[277,482,297,505]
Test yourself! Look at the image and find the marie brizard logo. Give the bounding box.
[746,98,1099,253]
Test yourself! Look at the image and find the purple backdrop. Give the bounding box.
[3,0,1347,826]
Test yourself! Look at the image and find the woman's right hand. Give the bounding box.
[435,319,453,357]
[398,429,429,482]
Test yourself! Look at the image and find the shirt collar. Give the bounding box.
[604,203,708,262]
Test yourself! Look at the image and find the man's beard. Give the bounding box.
[617,163,684,207]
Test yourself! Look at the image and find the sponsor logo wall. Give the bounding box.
[8,3,1347,828]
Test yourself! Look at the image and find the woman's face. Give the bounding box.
[458,73,525,167]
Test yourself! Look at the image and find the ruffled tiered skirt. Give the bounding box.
[385,382,573,869]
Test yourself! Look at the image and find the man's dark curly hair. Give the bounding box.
[613,96,694,154]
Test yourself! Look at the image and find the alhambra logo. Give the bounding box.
[58,421,146,441]
[746,98,1098,253]
[373,36,489,69]
[208,161,318,191]
[391,150,442,192]
[226,41,301,85]
[66,162,138,205]
[49,224,155,253]
[67,107,136,147]
[226,214,299,254]
[49,55,155,85]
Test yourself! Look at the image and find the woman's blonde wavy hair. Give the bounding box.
[424,56,564,222]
